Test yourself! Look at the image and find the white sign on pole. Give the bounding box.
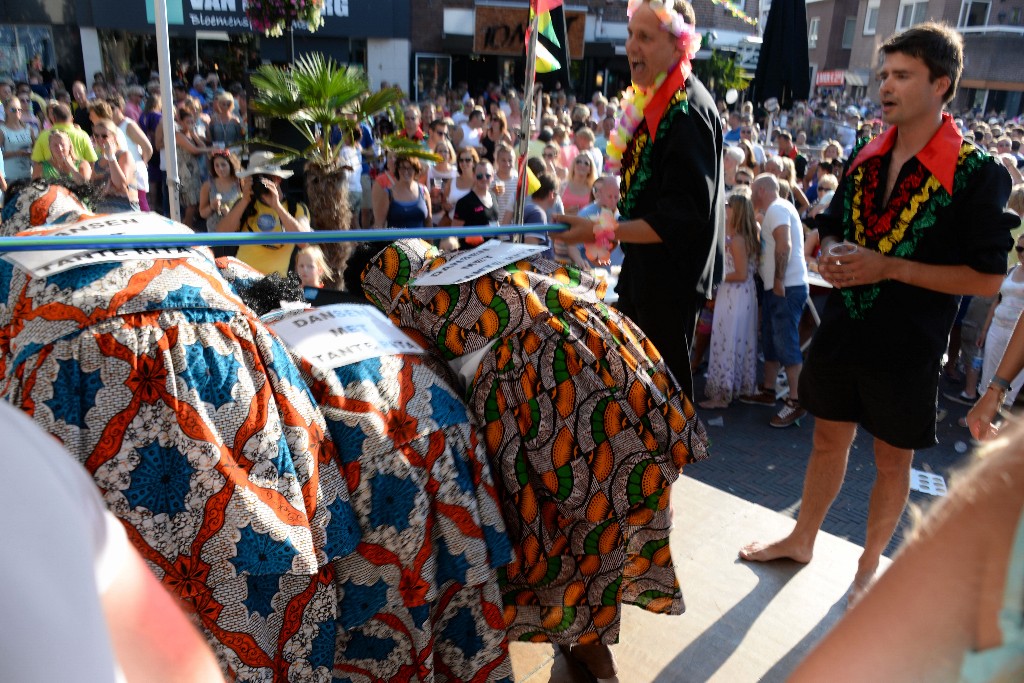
[411,239,547,286]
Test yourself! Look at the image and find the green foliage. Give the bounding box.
[692,47,751,95]
[249,52,440,171]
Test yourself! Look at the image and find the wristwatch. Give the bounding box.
[988,375,1012,404]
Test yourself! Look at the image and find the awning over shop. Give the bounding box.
[815,69,845,87]
[845,70,870,87]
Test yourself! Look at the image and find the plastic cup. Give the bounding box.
[828,241,858,258]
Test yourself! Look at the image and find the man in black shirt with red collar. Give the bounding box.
[553,0,723,400]
[740,23,1016,604]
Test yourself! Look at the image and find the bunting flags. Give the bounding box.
[710,0,758,26]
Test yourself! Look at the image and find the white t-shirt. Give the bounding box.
[752,142,766,167]
[759,197,808,288]
[117,119,149,193]
[0,401,129,682]
[459,123,482,150]
[341,144,362,193]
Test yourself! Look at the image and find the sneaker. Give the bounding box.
[770,398,807,428]
[943,390,977,406]
[739,388,777,406]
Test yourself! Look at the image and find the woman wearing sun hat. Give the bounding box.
[217,150,311,276]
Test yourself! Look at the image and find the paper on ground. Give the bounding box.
[909,468,948,496]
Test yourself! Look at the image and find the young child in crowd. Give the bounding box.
[295,244,332,301]
[700,191,761,408]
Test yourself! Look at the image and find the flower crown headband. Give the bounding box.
[626,0,701,59]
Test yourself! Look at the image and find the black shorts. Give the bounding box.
[799,352,940,450]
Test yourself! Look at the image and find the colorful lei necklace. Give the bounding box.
[608,0,701,170]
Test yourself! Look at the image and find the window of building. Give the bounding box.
[842,17,857,47]
[808,16,820,48]
[864,0,880,34]
[0,25,57,82]
[897,0,930,30]
[414,54,452,103]
[958,0,991,27]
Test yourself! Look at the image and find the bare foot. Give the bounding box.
[847,565,878,607]
[738,536,814,564]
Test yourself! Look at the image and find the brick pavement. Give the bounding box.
[687,372,976,557]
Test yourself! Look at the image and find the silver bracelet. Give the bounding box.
[990,375,1013,393]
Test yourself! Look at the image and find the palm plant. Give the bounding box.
[249,52,437,284]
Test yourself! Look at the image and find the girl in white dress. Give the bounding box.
[701,191,761,408]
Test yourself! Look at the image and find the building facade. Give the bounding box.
[848,0,1024,117]
[0,0,411,91]
[2,0,764,105]
[805,0,867,97]
[409,0,761,103]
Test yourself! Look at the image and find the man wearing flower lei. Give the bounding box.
[554,0,724,400]
[741,23,1017,605]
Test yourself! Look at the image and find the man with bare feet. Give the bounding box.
[739,23,1016,604]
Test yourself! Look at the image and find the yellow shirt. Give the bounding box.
[32,123,99,164]
[236,200,309,276]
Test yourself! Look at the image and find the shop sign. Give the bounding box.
[815,69,845,87]
[144,0,348,31]
[89,0,399,37]
[473,5,585,59]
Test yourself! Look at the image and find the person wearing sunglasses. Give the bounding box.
[541,142,568,186]
[90,118,140,213]
[0,98,35,184]
[561,151,598,216]
[439,146,478,227]
[452,160,498,248]
[427,138,458,227]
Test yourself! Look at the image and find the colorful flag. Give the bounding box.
[528,0,570,76]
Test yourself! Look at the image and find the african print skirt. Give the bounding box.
[3,306,360,682]
[293,350,514,682]
[361,240,709,645]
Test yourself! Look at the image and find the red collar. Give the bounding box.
[644,62,687,142]
[846,112,962,194]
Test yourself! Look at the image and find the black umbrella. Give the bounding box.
[752,0,811,110]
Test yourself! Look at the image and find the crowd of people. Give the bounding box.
[0,3,1023,683]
